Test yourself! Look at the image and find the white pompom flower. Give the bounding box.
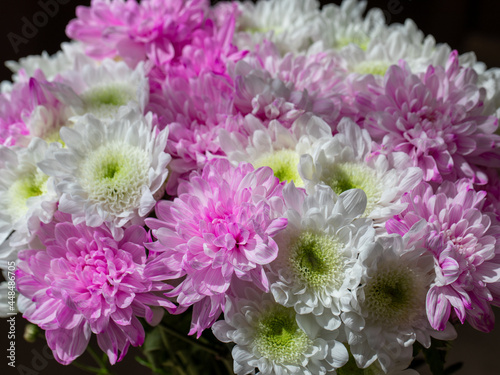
[299,118,422,229]
[341,234,457,372]
[212,286,348,375]
[5,41,96,83]
[49,58,149,121]
[0,138,58,250]
[38,107,170,239]
[318,1,451,77]
[319,0,388,53]
[219,114,332,187]
[269,183,375,332]
[234,0,324,54]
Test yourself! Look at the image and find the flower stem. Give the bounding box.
[158,324,221,357]
[71,361,102,374]
[87,345,113,375]
[158,326,188,375]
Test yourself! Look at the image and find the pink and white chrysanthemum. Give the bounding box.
[357,51,500,184]
[386,179,500,332]
[66,0,210,68]
[299,118,422,228]
[341,234,456,372]
[38,108,170,239]
[232,60,324,130]
[212,285,348,375]
[145,158,288,337]
[242,41,345,127]
[219,114,332,187]
[16,212,175,365]
[0,72,68,146]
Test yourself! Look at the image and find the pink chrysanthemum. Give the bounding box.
[16,212,175,365]
[148,71,237,195]
[0,72,65,146]
[145,158,288,337]
[232,60,325,130]
[66,0,210,68]
[478,168,500,222]
[357,51,500,184]
[387,179,500,332]
[244,40,346,127]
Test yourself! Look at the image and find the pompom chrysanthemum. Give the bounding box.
[269,184,373,331]
[50,59,149,121]
[233,0,323,55]
[0,71,67,146]
[38,107,170,239]
[220,114,332,187]
[212,286,348,375]
[16,212,175,365]
[357,51,500,184]
[341,234,456,372]
[145,158,288,337]
[387,179,500,332]
[0,138,58,251]
[299,118,422,227]
[66,0,210,68]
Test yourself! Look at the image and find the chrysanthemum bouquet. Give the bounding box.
[2,0,500,374]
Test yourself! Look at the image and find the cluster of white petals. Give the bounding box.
[0,138,58,253]
[299,118,422,228]
[38,107,170,239]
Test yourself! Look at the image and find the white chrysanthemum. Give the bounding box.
[6,41,95,83]
[219,114,331,187]
[212,287,348,375]
[234,0,324,54]
[299,118,422,228]
[318,0,388,53]
[316,0,452,76]
[27,104,73,145]
[38,107,170,239]
[337,353,421,375]
[341,234,457,372]
[336,22,452,78]
[464,59,500,118]
[51,59,148,121]
[269,184,375,332]
[0,138,58,249]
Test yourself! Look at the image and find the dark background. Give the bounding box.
[1,1,499,374]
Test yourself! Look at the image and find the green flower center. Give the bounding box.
[336,34,370,51]
[353,60,390,76]
[254,305,311,363]
[254,149,303,186]
[289,231,345,290]
[82,83,136,119]
[323,162,381,215]
[363,266,424,327]
[79,141,150,215]
[8,170,48,221]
